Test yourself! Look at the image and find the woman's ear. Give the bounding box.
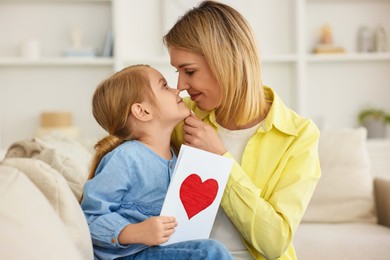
[131,103,153,122]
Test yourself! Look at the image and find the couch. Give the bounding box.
[0,128,389,260]
[0,133,94,260]
[294,128,390,260]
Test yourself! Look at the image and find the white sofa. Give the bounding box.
[294,128,390,260]
[0,134,94,260]
[0,129,389,260]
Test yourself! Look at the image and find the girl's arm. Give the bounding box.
[118,216,177,246]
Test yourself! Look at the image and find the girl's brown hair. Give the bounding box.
[163,1,266,126]
[88,64,155,180]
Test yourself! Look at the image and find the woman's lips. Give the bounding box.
[190,93,201,101]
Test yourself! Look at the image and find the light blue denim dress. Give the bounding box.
[82,140,232,260]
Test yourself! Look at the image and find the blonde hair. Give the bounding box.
[163,0,266,126]
[88,64,155,180]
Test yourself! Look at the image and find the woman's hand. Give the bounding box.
[183,113,227,155]
[118,216,177,246]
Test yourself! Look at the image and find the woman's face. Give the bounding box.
[169,47,222,111]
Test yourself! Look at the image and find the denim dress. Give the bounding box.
[81,140,176,260]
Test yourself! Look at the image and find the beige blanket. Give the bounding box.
[1,133,94,259]
[5,134,92,201]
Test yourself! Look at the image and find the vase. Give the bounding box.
[363,118,386,138]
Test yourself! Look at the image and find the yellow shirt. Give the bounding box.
[171,87,321,260]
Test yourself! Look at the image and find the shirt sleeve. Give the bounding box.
[221,122,321,259]
[81,152,136,249]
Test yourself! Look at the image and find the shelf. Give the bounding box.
[1,0,389,151]
[120,54,299,67]
[262,54,298,63]
[306,53,390,62]
[307,0,388,2]
[0,57,114,66]
[1,0,111,2]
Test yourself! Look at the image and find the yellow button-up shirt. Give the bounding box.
[171,87,321,260]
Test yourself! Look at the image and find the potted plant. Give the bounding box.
[358,108,387,138]
[386,114,390,138]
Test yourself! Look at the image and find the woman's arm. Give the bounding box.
[174,114,321,259]
[223,122,320,259]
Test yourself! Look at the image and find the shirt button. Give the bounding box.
[169,163,172,169]
[111,238,116,244]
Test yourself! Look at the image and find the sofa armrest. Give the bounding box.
[374,177,390,228]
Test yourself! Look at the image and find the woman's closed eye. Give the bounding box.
[175,69,195,76]
[185,70,195,76]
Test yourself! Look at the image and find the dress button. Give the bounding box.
[169,163,172,169]
[111,238,116,244]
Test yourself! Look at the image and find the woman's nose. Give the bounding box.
[177,75,188,91]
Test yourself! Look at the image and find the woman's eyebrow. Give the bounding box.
[178,63,195,69]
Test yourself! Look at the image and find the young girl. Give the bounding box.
[81,65,232,260]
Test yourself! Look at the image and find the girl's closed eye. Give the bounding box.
[162,80,170,89]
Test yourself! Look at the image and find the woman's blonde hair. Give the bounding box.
[88,64,155,180]
[163,0,266,126]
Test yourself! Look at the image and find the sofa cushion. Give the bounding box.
[35,132,92,175]
[0,165,83,260]
[5,133,92,201]
[294,223,390,260]
[0,158,93,260]
[35,149,86,201]
[302,127,376,223]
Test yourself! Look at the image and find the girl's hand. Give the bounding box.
[139,216,177,246]
[118,216,177,246]
[182,113,226,155]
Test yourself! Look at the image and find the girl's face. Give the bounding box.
[147,67,190,123]
[169,47,222,111]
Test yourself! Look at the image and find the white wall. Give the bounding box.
[0,1,113,150]
[0,0,389,152]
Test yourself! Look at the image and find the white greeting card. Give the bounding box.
[160,145,233,246]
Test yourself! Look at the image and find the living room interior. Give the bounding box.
[1,0,390,151]
[1,0,390,259]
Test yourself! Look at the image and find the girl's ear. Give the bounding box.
[130,103,153,122]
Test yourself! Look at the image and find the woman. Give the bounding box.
[163,1,321,260]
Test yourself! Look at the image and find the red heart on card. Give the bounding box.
[179,173,219,220]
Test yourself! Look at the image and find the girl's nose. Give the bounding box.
[173,88,180,95]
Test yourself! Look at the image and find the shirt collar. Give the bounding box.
[261,86,298,136]
[184,86,299,136]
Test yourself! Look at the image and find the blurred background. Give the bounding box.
[1,0,389,153]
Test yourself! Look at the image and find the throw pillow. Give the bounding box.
[302,127,377,223]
